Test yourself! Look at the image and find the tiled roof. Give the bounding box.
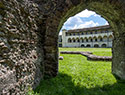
[67,25,111,33]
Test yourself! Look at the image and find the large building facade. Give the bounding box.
[62,25,113,48]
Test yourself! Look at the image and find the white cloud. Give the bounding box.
[72,21,99,29]
[64,16,83,25]
[72,25,78,29]
[59,9,107,34]
[105,22,109,25]
[94,14,100,17]
[61,9,101,30]
[75,9,96,18]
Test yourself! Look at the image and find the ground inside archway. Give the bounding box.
[29,48,125,95]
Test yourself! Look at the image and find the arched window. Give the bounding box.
[101,44,107,48]
[89,37,92,42]
[94,44,99,48]
[73,39,76,43]
[77,39,80,42]
[108,35,113,42]
[82,39,84,42]
[103,36,107,42]
[93,36,97,42]
[98,36,103,42]
[68,38,72,43]
[86,44,91,47]
[95,38,97,42]
[100,38,103,41]
[81,44,85,47]
[91,39,93,42]
[86,39,88,42]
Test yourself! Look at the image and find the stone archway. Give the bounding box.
[0,0,125,94]
[43,0,125,80]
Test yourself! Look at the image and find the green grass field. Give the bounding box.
[28,48,125,95]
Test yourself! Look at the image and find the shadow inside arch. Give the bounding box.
[33,73,125,95]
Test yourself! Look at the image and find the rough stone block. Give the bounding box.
[59,56,63,60]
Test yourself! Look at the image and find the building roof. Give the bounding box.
[67,25,111,33]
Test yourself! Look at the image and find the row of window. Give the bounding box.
[68,38,112,43]
[81,44,107,48]
[66,31,112,36]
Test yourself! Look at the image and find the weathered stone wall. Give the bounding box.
[0,0,44,94]
[0,0,125,94]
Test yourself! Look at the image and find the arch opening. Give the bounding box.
[94,44,99,48]
[44,0,125,80]
[81,44,85,47]
[86,44,91,47]
[101,44,107,48]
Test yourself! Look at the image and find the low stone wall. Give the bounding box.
[60,51,92,54]
[60,51,112,61]
[87,55,112,61]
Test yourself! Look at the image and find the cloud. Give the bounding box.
[64,16,83,26]
[105,22,109,25]
[61,16,100,30]
[60,20,99,35]
[72,21,99,29]
[59,9,108,35]
[61,16,84,30]
[75,9,97,18]
[93,14,101,17]
[62,9,101,30]
[67,17,83,24]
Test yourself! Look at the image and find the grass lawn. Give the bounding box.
[28,48,125,95]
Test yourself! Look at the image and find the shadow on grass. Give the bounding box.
[33,73,125,95]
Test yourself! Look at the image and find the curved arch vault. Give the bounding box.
[44,0,125,80]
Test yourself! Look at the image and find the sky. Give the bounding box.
[59,9,109,35]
